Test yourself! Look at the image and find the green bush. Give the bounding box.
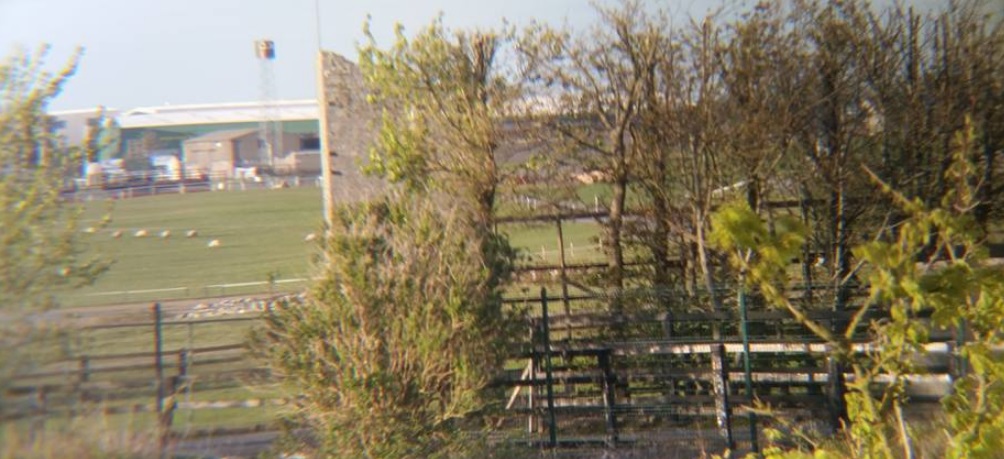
[256,194,518,458]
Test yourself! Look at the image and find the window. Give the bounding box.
[300,136,320,150]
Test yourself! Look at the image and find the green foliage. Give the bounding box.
[256,194,518,458]
[0,46,108,311]
[711,200,806,288]
[712,119,1004,458]
[80,107,119,164]
[359,17,514,225]
[711,201,838,344]
[0,46,109,386]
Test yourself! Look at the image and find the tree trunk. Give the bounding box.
[607,171,627,317]
[651,194,672,308]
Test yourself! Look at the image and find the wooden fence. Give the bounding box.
[1,304,269,455]
[2,289,969,456]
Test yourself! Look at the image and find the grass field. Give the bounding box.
[64,188,324,306]
[62,187,602,307]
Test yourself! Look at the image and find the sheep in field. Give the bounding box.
[160,230,171,239]
[186,230,198,238]
[304,233,317,242]
[207,239,221,248]
[111,230,123,239]
[134,229,148,238]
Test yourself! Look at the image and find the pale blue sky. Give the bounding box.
[0,0,648,110]
[0,0,950,111]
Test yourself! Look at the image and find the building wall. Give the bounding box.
[234,136,261,167]
[51,108,118,146]
[274,151,321,175]
[185,131,319,177]
[232,131,304,167]
[278,132,303,157]
[319,52,385,202]
[120,119,319,160]
[183,140,236,178]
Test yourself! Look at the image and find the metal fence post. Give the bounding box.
[541,288,557,448]
[598,350,619,447]
[529,322,537,437]
[953,319,968,379]
[827,355,847,432]
[711,343,734,449]
[739,289,759,453]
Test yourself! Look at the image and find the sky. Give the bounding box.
[0,0,953,111]
[0,0,690,111]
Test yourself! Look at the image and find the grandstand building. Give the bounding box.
[53,99,322,177]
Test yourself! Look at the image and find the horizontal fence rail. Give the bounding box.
[5,282,979,456]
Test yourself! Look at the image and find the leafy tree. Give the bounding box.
[257,194,517,458]
[81,108,120,164]
[260,20,523,458]
[359,18,517,232]
[711,119,1004,458]
[519,1,664,298]
[0,46,108,385]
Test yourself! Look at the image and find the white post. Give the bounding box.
[316,51,335,228]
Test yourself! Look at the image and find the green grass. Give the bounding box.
[76,320,256,358]
[64,188,326,306]
[60,187,604,307]
[500,221,603,264]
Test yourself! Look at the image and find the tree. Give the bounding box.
[0,46,108,385]
[359,18,518,233]
[258,18,521,458]
[711,119,1004,458]
[82,108,120,165]
[257,194,517,458]
[519,1,662,298]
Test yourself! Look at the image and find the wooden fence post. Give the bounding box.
[662,311,675,340]
[162,349,188,441]
[711,343,734,449]
[152,303,168,458]
[827,355,847,432]
[598,350,619,447]
[739,289,759,453]
[79,356,90,384]
[555,217,572,342]
[662,311,676,407]
[78,356,90,408]
[30,386,47,442]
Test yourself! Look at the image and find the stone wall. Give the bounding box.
[318,51,386,203]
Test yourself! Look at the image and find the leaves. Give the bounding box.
[359,18,515,226]
[257,193,517,458]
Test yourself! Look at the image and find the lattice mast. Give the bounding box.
[254,39,280,169]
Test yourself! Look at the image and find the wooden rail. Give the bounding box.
[4,291,974,454]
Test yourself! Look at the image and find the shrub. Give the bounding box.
[256,194,517,458]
